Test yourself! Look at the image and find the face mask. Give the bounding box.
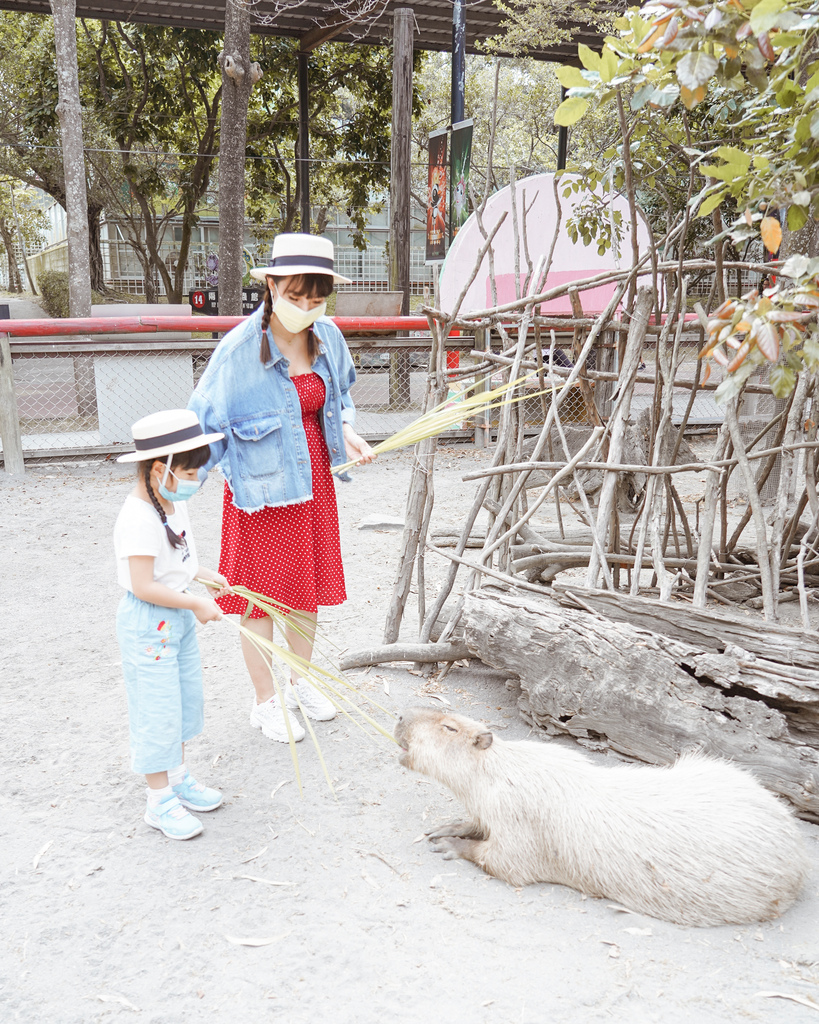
[157,459,201,502]
[272,285,326,334]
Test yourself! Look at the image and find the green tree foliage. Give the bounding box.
[78,20,223,302]
[0,12,111,291]
[493,0,616,57]
[0,177,46,292]
[547,0,819,397]
[0,12,402,297]
[245,36,411,248]
[412,51,618,235]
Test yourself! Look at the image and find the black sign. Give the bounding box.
[242,287,265,315]
[189,288,265,316]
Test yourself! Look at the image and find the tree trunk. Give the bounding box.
[50,0,92,317]
[389,7,413,316]
[218,1,254,316]
[461,586,819,820]
[0,218,22,292]
[88,202,105,294]
[172,207,199,304]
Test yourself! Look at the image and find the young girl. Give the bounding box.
[114,409,229,841]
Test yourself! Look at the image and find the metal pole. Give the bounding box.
[0,332,25,475]
[451,0,466,126]
[298,51,310,234]
[556,86,568,171]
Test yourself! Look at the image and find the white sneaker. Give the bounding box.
[285,680,337,722]
[250,696,305,743]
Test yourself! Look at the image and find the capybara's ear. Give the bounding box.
[474,730,493,750]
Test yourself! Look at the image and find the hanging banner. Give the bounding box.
[425,128,448,264]
[449,118,473,242]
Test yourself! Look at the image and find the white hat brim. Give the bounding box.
[116,431,225,463]
[250,264,352,285]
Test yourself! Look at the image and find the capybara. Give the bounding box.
[394,707,810,926]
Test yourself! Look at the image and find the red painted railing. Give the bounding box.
[0,311,703,339]
[0,315,442,338]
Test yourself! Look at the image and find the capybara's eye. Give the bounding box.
[443,724,457,733]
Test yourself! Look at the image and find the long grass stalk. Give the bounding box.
[199,579,348,664]
[332,372,564,475]
[197,578,397,795]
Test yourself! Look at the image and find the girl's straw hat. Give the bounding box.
[250,233,352,284]
[116,409,224,463]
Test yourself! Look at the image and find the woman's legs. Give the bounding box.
[242,609,333,731]
[240,616,277,703]
[286,611,318,685]
[241,611,318,698]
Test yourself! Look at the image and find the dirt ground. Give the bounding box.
[2,445,818,1024]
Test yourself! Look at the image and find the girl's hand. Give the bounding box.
[209,572,233,599]
[342,423,376,465]
[193,597,223,624]
[198,569,233,599]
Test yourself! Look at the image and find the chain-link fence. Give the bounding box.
[334,248,435,297]
[4,324,729,464]
[24,238,437,300]
[5,334,485,460]
[630,332,725,428]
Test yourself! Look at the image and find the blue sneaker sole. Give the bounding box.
[143,812,203,840]
[176,795,224,812]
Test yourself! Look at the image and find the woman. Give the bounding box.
[188,234,374,743]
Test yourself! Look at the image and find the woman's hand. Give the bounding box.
[342,423,376,465]
[192,597,223,624]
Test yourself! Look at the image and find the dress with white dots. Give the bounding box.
[216,373,346,617]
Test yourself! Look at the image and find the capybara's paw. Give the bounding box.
[430,836,477,862]
[426,820,474,840]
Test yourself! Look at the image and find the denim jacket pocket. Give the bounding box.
[231,414,284,480]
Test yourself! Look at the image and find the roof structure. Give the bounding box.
[0,0,605,63]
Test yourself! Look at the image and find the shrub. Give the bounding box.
[37,270,70,319]
[36,271,141,318]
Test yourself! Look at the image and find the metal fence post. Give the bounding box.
[0,332,25,474]
[473,326,488,447]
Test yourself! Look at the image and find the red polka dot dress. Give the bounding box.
[217,373,346,618]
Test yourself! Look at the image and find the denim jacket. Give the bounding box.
[188,306,356,512]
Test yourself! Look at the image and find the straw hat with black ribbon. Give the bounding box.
[116,409,224,463]
[250,233,352,285]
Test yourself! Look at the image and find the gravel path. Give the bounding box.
[1,448,817,1023]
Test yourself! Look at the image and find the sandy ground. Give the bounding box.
[2,443,819,1024]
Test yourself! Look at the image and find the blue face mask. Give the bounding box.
[158,467,201,502]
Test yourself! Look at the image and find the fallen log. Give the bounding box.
[340,641,470,671]
[461,586,819,820]
[551,583,819,668]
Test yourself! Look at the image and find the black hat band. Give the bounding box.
[268,254,334,272]
[134,423,204,451]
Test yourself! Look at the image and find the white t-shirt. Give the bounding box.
[114,495,198,593]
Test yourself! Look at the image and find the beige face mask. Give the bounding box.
[272,284,326,333]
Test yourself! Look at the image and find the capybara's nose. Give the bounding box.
[397,713,403,723]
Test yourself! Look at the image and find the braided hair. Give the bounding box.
[139,443,212,550]
[260,273,333,364]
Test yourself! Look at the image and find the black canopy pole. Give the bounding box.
[556,86,568,171]
[298,51,310,233]
[451,0,465,125]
